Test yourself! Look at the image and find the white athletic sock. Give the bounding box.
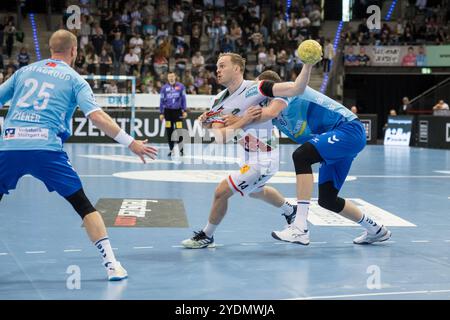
[293,200,310,232]
[202,222,218,238]
[280,201,295,215]
[94,237,117,268]
[358,214,381,234]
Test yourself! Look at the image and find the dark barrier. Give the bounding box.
[358,114,377,145]
[417,115,450,149]
[0,109,378,144]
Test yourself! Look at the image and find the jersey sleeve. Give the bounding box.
[0,72,17,108]
[74,77,101,116]
[272,96,288,106]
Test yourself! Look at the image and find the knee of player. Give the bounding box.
[318,190,345,213]
[214,186,229,200]
[65,188,96,219]
[249,191,262,199]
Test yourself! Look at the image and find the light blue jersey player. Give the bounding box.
[243,70,391,246]
[0,30,157,280]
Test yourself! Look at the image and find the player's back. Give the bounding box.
[0,59,98,151]
[273,86,357,144]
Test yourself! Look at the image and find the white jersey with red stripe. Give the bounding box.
[210,80,286,162]
[209,80,287,196]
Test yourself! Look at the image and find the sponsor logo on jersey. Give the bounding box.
[45,62,57,67]
[3,127,49,140]
[245,86,258,98]
[293,120,308,138]
[231,108,240,115]
[4,128,15,138]
[277,115,287,127]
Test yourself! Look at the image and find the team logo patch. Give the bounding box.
[240,165,251,174]
[45,62,57,67]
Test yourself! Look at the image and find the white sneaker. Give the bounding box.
[271,225,310,245]
[107,261,128,281]
[353,226,392,245]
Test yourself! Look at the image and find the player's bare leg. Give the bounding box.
[83,211,128,280]
[249,186,297,223]
[181,180,233,249]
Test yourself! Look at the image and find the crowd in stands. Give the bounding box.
[343,0,449,47]
[0,15,29,85]
[57,0,324,94]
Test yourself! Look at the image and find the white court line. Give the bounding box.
[383,241,396,244]
[25,251,46,254]
[63,249,82,252]
[0,253,8,256]
[112,248,118,251]
[343,241,353,244]
[66,175,450,179]
[273,242,290,245]
[310,242,328,244]
[356,175,450,178]
[79,175,114,177]
[172,245,184,248]
[445,240,450,242]
[240,243,259,246]
[411,240,430,243]
[133,246,154,249]
[289,289,450,300]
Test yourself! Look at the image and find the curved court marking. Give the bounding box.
[112,170,357,184]
[79,154,241,164]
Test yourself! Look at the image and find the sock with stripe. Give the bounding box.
[357,214,381,234]
[94,237,117,268]
[280,201,295,215]
[202,222,218,238]
[293,200,310,232]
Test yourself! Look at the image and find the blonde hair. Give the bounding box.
[218,52,246,74]
[49,29,77,54]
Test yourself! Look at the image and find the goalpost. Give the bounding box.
[81,75,137,138]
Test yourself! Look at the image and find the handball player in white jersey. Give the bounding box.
[182,53,311,248]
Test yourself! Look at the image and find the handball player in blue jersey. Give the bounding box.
[0,30,158,280]
[225,69,391,245]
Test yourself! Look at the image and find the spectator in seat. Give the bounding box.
[357,46,370,66]
[433,100,449,110]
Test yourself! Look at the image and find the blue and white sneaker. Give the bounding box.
[107,261,128,281]
[353,226,392,244]
[181,230,215,249]
[282,205,297,225]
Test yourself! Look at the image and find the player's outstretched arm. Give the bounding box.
[88,110,158,163]
[271,64,314,97]
[210,109,261,144]
[223,99,288,127]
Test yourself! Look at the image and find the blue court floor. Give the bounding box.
[1,143,450,300]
